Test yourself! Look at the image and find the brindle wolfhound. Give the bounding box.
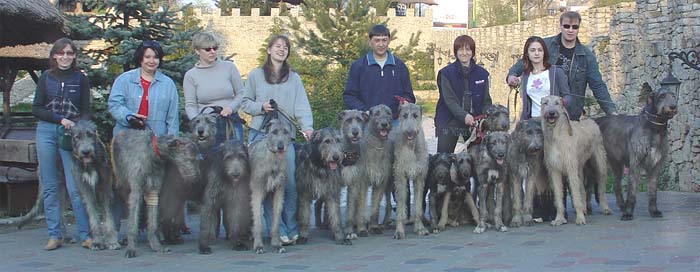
[296,128,351,245]
[470,131,510,233]
[198,140,252,254]
[360,104,394,235]
[595,84,677,220]
[112,130,200,258]
[507,118,548,227]
[249,119,292,254]
[337,110,368,239]
[69,120,120,250]
[540,95,612,226]
[391,103,429,239]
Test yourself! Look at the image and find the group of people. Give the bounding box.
[31,10,616,251]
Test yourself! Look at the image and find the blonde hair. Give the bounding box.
[191,32,219,50]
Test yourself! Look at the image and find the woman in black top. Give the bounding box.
[32,38,92,250]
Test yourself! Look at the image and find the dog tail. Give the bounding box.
[15,184,44,229]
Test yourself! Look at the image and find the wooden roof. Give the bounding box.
[0,0,66,47]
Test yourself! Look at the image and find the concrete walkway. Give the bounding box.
[0,191,699,272]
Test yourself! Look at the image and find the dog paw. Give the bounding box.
[431,228,440,234]
[509,221,521,228]
[199,246,212,254]
[106,242,121,250]
[89,242,104,251]
[338,239,353,245]
[473,225,486,234]
[358,230,368,237]
[393,231,405,239]
[550,218,567,226]
[496,225,508,232]
[296,237,309,244]
[620,213,634,221]
[125,249,138,258]
[369,226,383,235]
[649,210,663,218]
[603,208,614,215]
[415,227,430,236]
[274,246,286,253]
[575,217,586,225]
[523,220,535,227]
[156,246,171,254]
[255,246,265,254]
[232,243,250,251]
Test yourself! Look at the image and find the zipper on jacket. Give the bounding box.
[59,81,65,109]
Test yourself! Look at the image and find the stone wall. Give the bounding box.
[192,1,700,192]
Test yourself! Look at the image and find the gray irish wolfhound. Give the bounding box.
[296,127,351,245]
[425,153,476,233]
[540,95,612,226]
[198,139,252,254]
[470,131,510,233]
[360,104,394,235]
[111,130,200,258]
[338,110,368,239]
[482,104,511,132]
[160,112,217,244]
[391,102,429,239]
[249,119,291,254]
[507,118,549,227]
[69,120,120,250]
[447,151,479,228]
[595,84,677,220]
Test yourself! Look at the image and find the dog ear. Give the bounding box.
[311,130,321,142]
[486,105,496,116]
[641,82,653,105]
[362,111,370,122]
[561,108,573,136]
[337,111,346,121]
[449,153,457,163]
[167,138,182,148]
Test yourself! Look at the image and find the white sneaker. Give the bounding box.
[279,236,291,244]
[291,234,299,242]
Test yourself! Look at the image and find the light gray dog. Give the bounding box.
[360,104,394,235]
[470,131,510,234]
[507,118,548,228]
[391,102,429,239]
[69,120,120,250]
[249,119,292,254]
[338,110,368,239]
[112,130,200,258]
[296,127,351,245]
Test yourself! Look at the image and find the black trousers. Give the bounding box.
[436,122,471,154]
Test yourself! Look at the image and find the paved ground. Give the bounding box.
[1,191,699,272]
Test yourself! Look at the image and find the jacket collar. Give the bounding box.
[366,51,396,66]
[552,33,587,56]
[127,68,165,84]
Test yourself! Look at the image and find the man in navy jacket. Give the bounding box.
[343,24,415,119]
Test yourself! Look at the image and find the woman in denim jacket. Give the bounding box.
[31,38,93,250]
[108,40,179,137]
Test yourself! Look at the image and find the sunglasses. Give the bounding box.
[55,51,75,57]
[562,24,580,30]
[201,46,219,52]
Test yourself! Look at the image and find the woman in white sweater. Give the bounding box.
[183,32,245,144]
[242,35,313,246]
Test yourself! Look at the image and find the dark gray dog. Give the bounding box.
[69,120,120,250]
[595,84,678,220]
[112,130,200,258]
[360,104,394,235]
[160,112,217,244]
[249,119,291,254]
[337,110,368,239]
[391,102,429,239]
[470,131,510,233]
[198,140,252,254]
[448,151,479,228]
[506,118,548,227]
[482,104,511,132]
[425,153,453,233]
[296,128,351,245]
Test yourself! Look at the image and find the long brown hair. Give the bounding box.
[263,35,291,84]
[522,36,551,74]
[48,38,78,76]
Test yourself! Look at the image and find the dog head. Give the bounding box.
[484,131,509,166]
[514,118,544,155]
[262,119,292,159]
[159,135,201,183]
[367,104,393,140]
[69,120,100,165]
[189,113,218,151]
[338,110,367,145]
[483,104,510,132]
[396,103,423,142]
[646,84,678,119]
[429,153,454,184]
[220,140,249,183]
[450,151,473,184]
[310,128,344,171]
[541,95,572,136]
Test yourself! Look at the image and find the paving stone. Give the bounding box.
[403,258,435,264]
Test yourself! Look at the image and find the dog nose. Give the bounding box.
[352,130,359,137]
[198,129,204,136]
[380,123,388,128]
[277,143,285,151]
[547,111,556,117]
[332,155,340,161]
[669,105,677,110]
[81,150,90,156]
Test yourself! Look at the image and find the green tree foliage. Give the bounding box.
[64,0,202,141]
[215,0,236,15]
[476,0,517,27]
[596,0,634,7]
[215,0,279,16]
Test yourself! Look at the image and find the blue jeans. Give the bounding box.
[249,130,298,238]
[215,113,244,146]
[35,121,91,241]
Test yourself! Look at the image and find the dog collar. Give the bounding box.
[643,110,668,127]
[342,150,360,166]
[151,134,161,159]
